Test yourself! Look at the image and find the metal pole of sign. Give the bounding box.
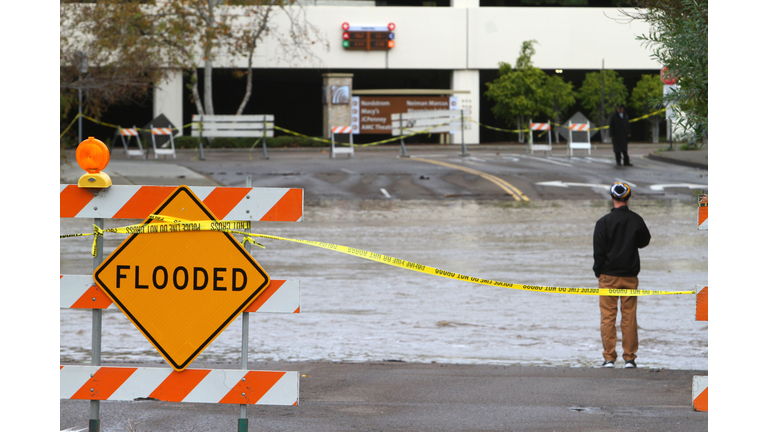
[262,118,269,160]
[460,110,469,157]
[527,118,533,155]
[667,120,673,151]
[548,121,553,157]
[399,113,409,158]
[90,217,104,432]
[239,176,252,432]
[77,51,87,145]
[78,86,83,144]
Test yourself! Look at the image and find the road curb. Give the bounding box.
[647,153,708,170]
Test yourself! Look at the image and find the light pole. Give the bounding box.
[601,59,606,143]
[77,51,88,144]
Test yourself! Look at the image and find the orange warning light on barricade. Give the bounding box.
[76,137,112,188]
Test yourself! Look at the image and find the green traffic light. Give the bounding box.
[342,40,349,48]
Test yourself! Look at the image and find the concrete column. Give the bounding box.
[451,70,480,145]
[153,69,184,135]
[451,0,479,144]
[322,73,354,140]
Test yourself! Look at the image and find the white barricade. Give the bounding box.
[528,121,552,155]
[118,127,145,159]
[567,121,592,156]
[150,126,177,159]
[330,126,354,159]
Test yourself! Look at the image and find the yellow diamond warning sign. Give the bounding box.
[94,186,270,371]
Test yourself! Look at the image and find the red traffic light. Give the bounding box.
[343,32,350,40]
[342,22,350,31]
[388,22,396,31]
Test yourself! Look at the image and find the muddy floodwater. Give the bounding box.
[60,199,707,370]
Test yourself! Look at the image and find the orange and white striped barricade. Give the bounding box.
[118,127,146,159]
[59,185,303,221]
[60,366,299,406]
[698,194,708,230]
[61,276,301,313]
[693,285,708,411]
[192,114,274,160]
[567,120,591,157]
[150,125,177,159]
[693,376,708,412]
[60,182,303,430]
[528,120,552,155]
[330,125,354,159]
[692,194,708,412]
[696,285,707,322]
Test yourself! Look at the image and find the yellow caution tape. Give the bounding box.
[472,105,674,135]
[61,214,695,297]
[60,113,82,139]
[273,126,332,144]
[61,113,190,140]
[69,113,459,149]
[469,118,528,134]
[275,120,455,149]
[65,105,675,149]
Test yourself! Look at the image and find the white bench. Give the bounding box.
[192,114,274,159]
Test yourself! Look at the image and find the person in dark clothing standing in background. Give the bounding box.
[609,104,632,166]
[593,182,651,368]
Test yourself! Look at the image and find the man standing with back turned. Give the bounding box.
[593,182,651,368]
[609,104,632,166]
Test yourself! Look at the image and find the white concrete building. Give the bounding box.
[122,1,661,144]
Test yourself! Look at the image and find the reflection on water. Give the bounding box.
[60,199,707,370]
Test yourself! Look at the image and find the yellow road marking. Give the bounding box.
[410,157,530,201]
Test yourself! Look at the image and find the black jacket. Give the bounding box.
[609,111,631,151]
[593,206,651,278]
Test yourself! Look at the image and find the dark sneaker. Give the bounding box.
[624,163,634,167]
[624,360,637,368]
[602,361,615,368]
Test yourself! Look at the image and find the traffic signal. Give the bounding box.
[341,23,395,51]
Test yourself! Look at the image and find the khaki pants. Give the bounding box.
[598,275,638,362]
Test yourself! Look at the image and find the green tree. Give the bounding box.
[624,0,708,144]
[60,1,166,122]
[60,1,328,129]
[576,70,628,142]
[150,0,327,116]
[485,40,551,142]
[544,74,576,143]
[630,74,664,143]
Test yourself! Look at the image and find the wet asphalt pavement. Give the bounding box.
[59,143,708,431]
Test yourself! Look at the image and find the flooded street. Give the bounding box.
[60,199,707,370]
